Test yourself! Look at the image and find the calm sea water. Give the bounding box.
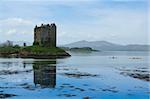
[0,51,149,99]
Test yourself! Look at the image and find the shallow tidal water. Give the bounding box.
[0,51,149,99]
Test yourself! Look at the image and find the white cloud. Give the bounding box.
[6,29,17,35]
[0,18,33,26]
[0,18,34,42]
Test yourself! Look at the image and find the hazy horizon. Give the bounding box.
[0,0,149,45]
[1,40,150,46]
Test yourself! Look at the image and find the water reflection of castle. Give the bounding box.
[33,60,56,88]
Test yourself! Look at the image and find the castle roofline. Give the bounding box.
[35,23,56,28]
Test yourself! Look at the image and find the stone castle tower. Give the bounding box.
[33,23,56,47]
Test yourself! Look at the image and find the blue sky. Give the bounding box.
[0,0,148,45]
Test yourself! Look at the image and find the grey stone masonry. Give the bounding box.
[33,23,56,47]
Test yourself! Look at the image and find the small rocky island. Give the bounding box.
[61,47,99,52]
[0,23,70,59]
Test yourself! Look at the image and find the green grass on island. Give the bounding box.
[22,46,66,53]
[0,45,21,54]
[0,45,69,54]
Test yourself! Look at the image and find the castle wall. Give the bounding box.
[34,27,42,45]
[33,23,56,47]
[49,24,56,47]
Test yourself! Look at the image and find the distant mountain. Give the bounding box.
[63,40,150,51]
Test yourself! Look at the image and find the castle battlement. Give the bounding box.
[33,23,56,47]
[35,23,56,28]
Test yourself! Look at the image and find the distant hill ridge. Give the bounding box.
[63,40,150,51]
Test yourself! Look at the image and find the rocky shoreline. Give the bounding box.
[117,67,149,82]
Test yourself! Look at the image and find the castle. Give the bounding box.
[33,23,56,47]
